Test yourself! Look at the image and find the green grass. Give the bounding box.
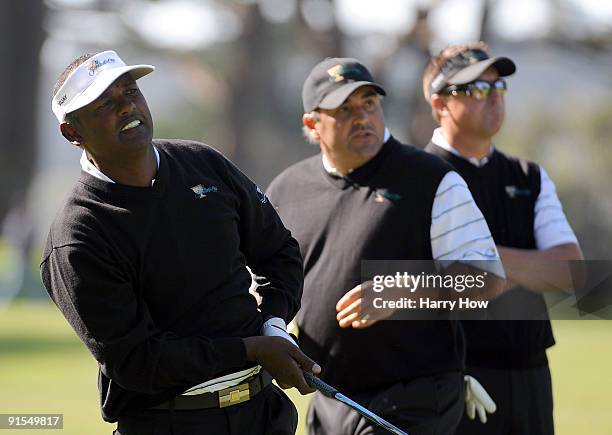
[1,301,610,434]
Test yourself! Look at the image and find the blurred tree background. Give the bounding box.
[2,0,611,304]
[1,0,611,302]
[0,0,611,432]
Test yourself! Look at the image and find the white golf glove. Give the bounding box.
[261,316,298,346]
[464,375,497,423]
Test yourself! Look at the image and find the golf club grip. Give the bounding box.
[303,372,338,398]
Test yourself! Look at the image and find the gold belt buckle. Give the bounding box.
[218,382,250,408]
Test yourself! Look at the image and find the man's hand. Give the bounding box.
[243,336,321,394]
[336,281,394,329]
[464,375,496,423]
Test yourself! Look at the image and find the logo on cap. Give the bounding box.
[57,94,68,106]
[326,63,368,84]
[86,57,116,76]
[327,65,346,83]
[461,50,488,66]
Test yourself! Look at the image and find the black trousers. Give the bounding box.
[307,371,464,435]
[454,364,554,435]
[113,385,298,435]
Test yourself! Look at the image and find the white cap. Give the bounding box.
[51,50,155,123]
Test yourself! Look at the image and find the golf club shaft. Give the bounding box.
[304,372,409,435]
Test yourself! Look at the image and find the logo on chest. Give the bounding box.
[505,185,531,199]
[191,184,219,199]
[373,189,402,203]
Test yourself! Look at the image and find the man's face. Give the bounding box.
[314,86,385,168]
[442,67,505,138]
[67,74,153,159]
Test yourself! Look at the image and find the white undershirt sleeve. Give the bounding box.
[430,171,505,278]
[534,167,578,250]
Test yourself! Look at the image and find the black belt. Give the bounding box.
[151,371,272,411]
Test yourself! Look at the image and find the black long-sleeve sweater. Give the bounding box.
[40,139,303,422]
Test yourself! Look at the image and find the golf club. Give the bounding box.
[304,372,409,435]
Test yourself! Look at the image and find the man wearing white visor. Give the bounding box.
[42,50,320,434]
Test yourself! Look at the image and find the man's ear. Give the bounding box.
[302,113,320,142]
[302,113,317,130]
[60,122,83,147]
[430,94,448,119]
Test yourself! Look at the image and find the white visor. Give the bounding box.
[51,50,155,123]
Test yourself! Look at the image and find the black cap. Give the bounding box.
[428,49,516,98]
[302,57,386,113]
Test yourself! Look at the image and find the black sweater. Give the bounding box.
[267,138,462,394]
[426,143,554,368]
[40,140,303,422]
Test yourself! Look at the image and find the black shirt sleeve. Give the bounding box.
[221,158,304,323]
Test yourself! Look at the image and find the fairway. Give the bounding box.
[1,301,610,435]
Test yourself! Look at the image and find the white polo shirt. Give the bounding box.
[432,128,578,250]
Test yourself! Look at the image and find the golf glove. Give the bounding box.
[261,316,298,347]
[464,375,496,423]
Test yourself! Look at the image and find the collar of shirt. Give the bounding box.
[322,127,391,176]
[79,146,160,185]
[431,128,494,168]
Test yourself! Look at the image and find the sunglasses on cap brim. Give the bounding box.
[442,78,507,100]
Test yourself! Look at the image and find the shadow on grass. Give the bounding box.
[0,336,83,356]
